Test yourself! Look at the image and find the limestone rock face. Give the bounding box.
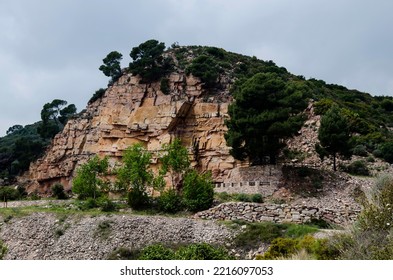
[27,72,236,193]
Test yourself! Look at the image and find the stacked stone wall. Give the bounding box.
[195,202,360,225]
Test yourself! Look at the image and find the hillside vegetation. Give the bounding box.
[1,40,393,183]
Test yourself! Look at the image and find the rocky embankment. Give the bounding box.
[0,211,234,260]
[195,202,359,225]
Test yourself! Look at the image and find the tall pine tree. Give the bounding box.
[225,73,308,165]
[316,105,351,171]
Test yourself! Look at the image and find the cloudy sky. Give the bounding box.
[1,0,393,136]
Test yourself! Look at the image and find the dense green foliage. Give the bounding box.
[116,144,153,192]
[160,78,170,94]
[99,51,123,86]
[225,73,308,164]
[72,156,109,199]
[258,235,338,260]
[110,243,233,260]
[175,243,233,260]
[0,239,7,260]
[0,123,47,179]
[182,170,214,212]
[51,183,67,199]
[109,140,213,213]
[88,88,107,104]
[116,144,153,209]
[186,54,221,88]
[160,138,190,189]
[0,99,76,179]
[157,188,183,213]
[129,39,172,82]
[340,160,370,176]
[378,141,393,163]
[138,243,176,260]
[38,99,76,139]
[316,106,351,171]
[0,186,26,202]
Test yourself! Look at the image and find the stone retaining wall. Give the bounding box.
[195,202,360,225]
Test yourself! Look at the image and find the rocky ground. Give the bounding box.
[0,210,236,260]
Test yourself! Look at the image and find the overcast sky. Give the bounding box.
[1,0,393,136]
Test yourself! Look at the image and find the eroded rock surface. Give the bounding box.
[27,72,236,193]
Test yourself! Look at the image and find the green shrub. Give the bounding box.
[334,175,393,259]
[108,247,140,260]
[55,228,64,238]
[97,197,117,212]
[259,237,298,259]
[182,170,214,212]
[306,218,332,229]
[235,193,252,202]
[0,186,20,202]
[0,240,7,260]
[205,47,226,59]
[366,156,375,162]
[157,189,183,213]
[138,244,176,260]
[352,145,368,157]
[186,55,220,88]
[314,98,335,115]
[379,142,393,163]
[160,78,170,95]
[215,191,231,202]
[95,220,112,240]
[51,183,67,200]
[233,222,286,247]
[251,193,263,203]
[284,224,319,238]
[89,88,106,104]
[127,185,150,210]
[175,243,233,260]
[358,174,393,231]
[29,191,41,200]
[296,235,339,260]
[232,193,263,203]
[343,160,370,176]
[84,197,98,209]
[296,166,313,177]
[258,235,339,260]
[72,155,109,200]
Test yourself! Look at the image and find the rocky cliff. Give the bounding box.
[27,70,236,193]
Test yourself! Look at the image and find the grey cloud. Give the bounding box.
[1,0,393,136]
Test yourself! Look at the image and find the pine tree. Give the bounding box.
[225,73,308,165]
[316,106,351,171]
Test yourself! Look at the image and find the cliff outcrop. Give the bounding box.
[27,71,236,193]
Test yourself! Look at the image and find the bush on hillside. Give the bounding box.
[51,183,67,200]
[340,160,370,176]
[182,170,214,212]
[157,189,183,213]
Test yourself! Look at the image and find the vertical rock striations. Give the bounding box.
[27,71,236,193]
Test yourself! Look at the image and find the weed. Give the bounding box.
[283,224,319,238]
[233,221,286,248]
[0,239,7,260]
[108,247,140,260]
[95,220,112,240]
[55,228,64,238]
